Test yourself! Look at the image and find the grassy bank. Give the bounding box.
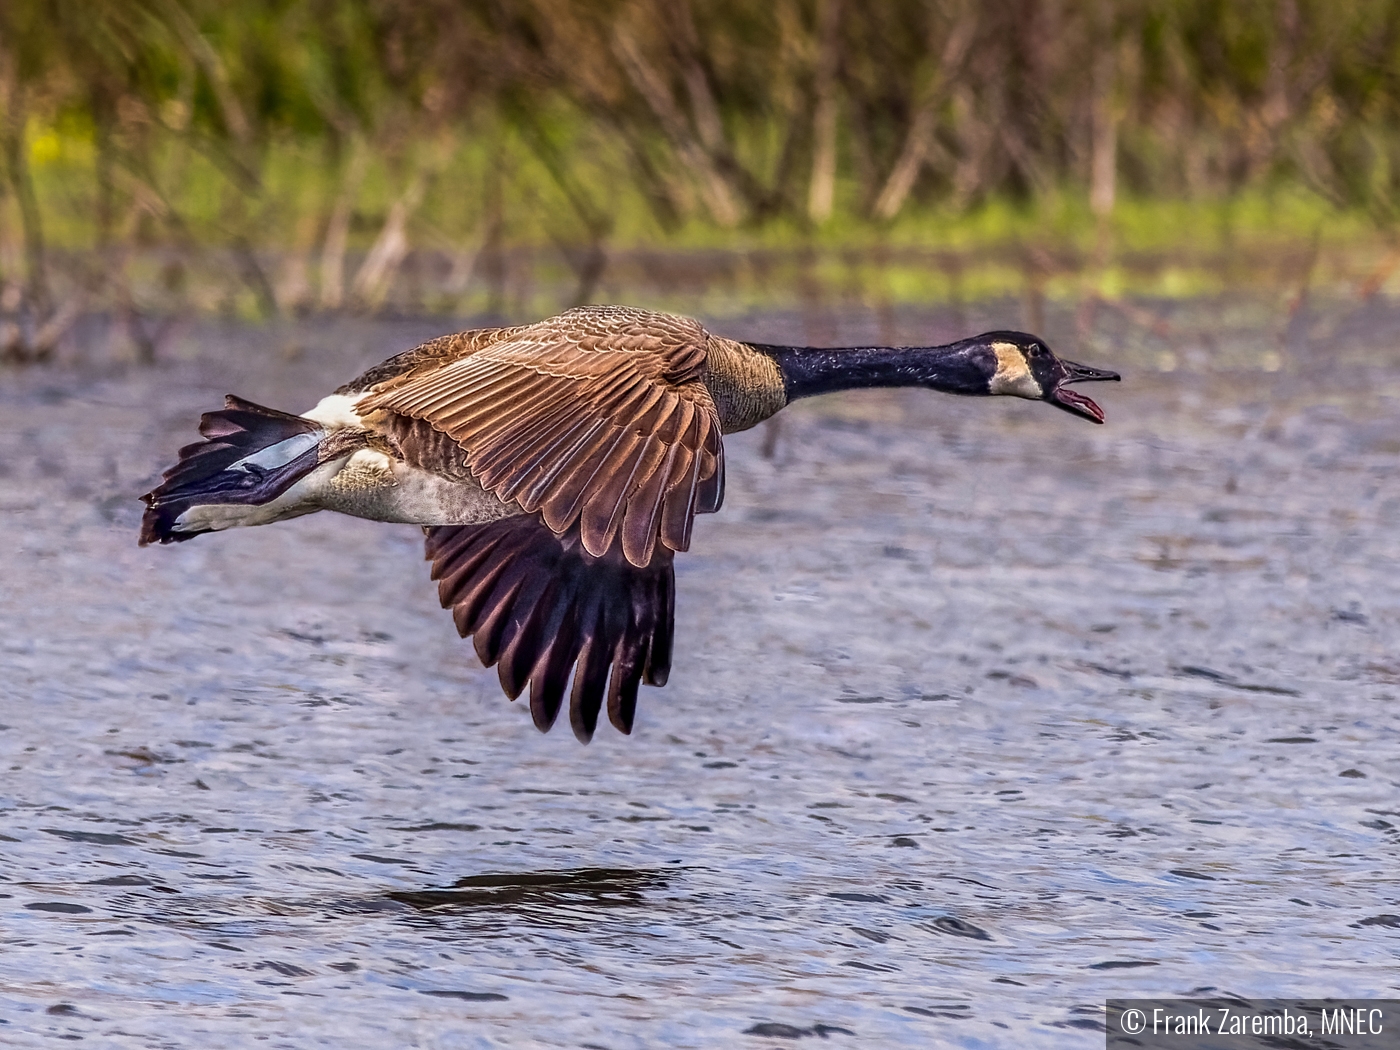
[10,118,1396,327]
[7,0,1400,358]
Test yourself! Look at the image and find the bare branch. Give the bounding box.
[352,166,432,310]
[611,23,742,226]
[663,0,727,153]
[155,0,252,148]
[807,0,844,223]
[0,56,50,316]
[873,2,978,220]
[319,136,367,310]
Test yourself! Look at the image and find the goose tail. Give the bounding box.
[139,395,325,546]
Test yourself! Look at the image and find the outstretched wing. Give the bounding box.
[425,516,674,742]
[364,307,724,568]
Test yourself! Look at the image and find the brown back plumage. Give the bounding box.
[362,306,724,568]
[334,325,527,395]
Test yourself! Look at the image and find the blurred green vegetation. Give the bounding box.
[4,0,1400,358]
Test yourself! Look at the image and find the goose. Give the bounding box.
[140,304,1119,741]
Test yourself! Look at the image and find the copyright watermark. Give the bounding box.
[1106,999,1399,1048]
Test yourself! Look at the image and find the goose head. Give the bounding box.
[981,332,1121,423]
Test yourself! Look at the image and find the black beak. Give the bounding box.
[1048,360,1121,424]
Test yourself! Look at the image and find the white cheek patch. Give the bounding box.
[989,342,1043,399]
[302,393,367,429]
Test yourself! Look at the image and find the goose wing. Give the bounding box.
[363,307,724,568]
[424,515,673,742]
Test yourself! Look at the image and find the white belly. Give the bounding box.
[314,450,517,526]
[173,450,517,537]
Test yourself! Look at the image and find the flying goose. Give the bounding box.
[141,305,1118,741]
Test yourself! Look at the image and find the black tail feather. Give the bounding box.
[425,515,676,742]
[139,395,322,546]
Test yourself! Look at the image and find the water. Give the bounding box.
[1,306,1397,1047]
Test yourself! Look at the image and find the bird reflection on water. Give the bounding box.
[387,866,672,916]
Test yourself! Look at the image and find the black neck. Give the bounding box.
[751,338,994,403]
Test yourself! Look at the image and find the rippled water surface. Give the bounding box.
[2,305,1398,1047]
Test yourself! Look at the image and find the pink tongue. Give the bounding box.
[1056,387,1105,423]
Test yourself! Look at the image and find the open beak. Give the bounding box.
[1048,360,1121,424]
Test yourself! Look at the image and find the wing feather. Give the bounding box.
[659,452,702,553]
[620,438,676,566]
[426,515,675,742]
[579,430,646,556]
[520,418,611,512]
[542,424,634,533]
